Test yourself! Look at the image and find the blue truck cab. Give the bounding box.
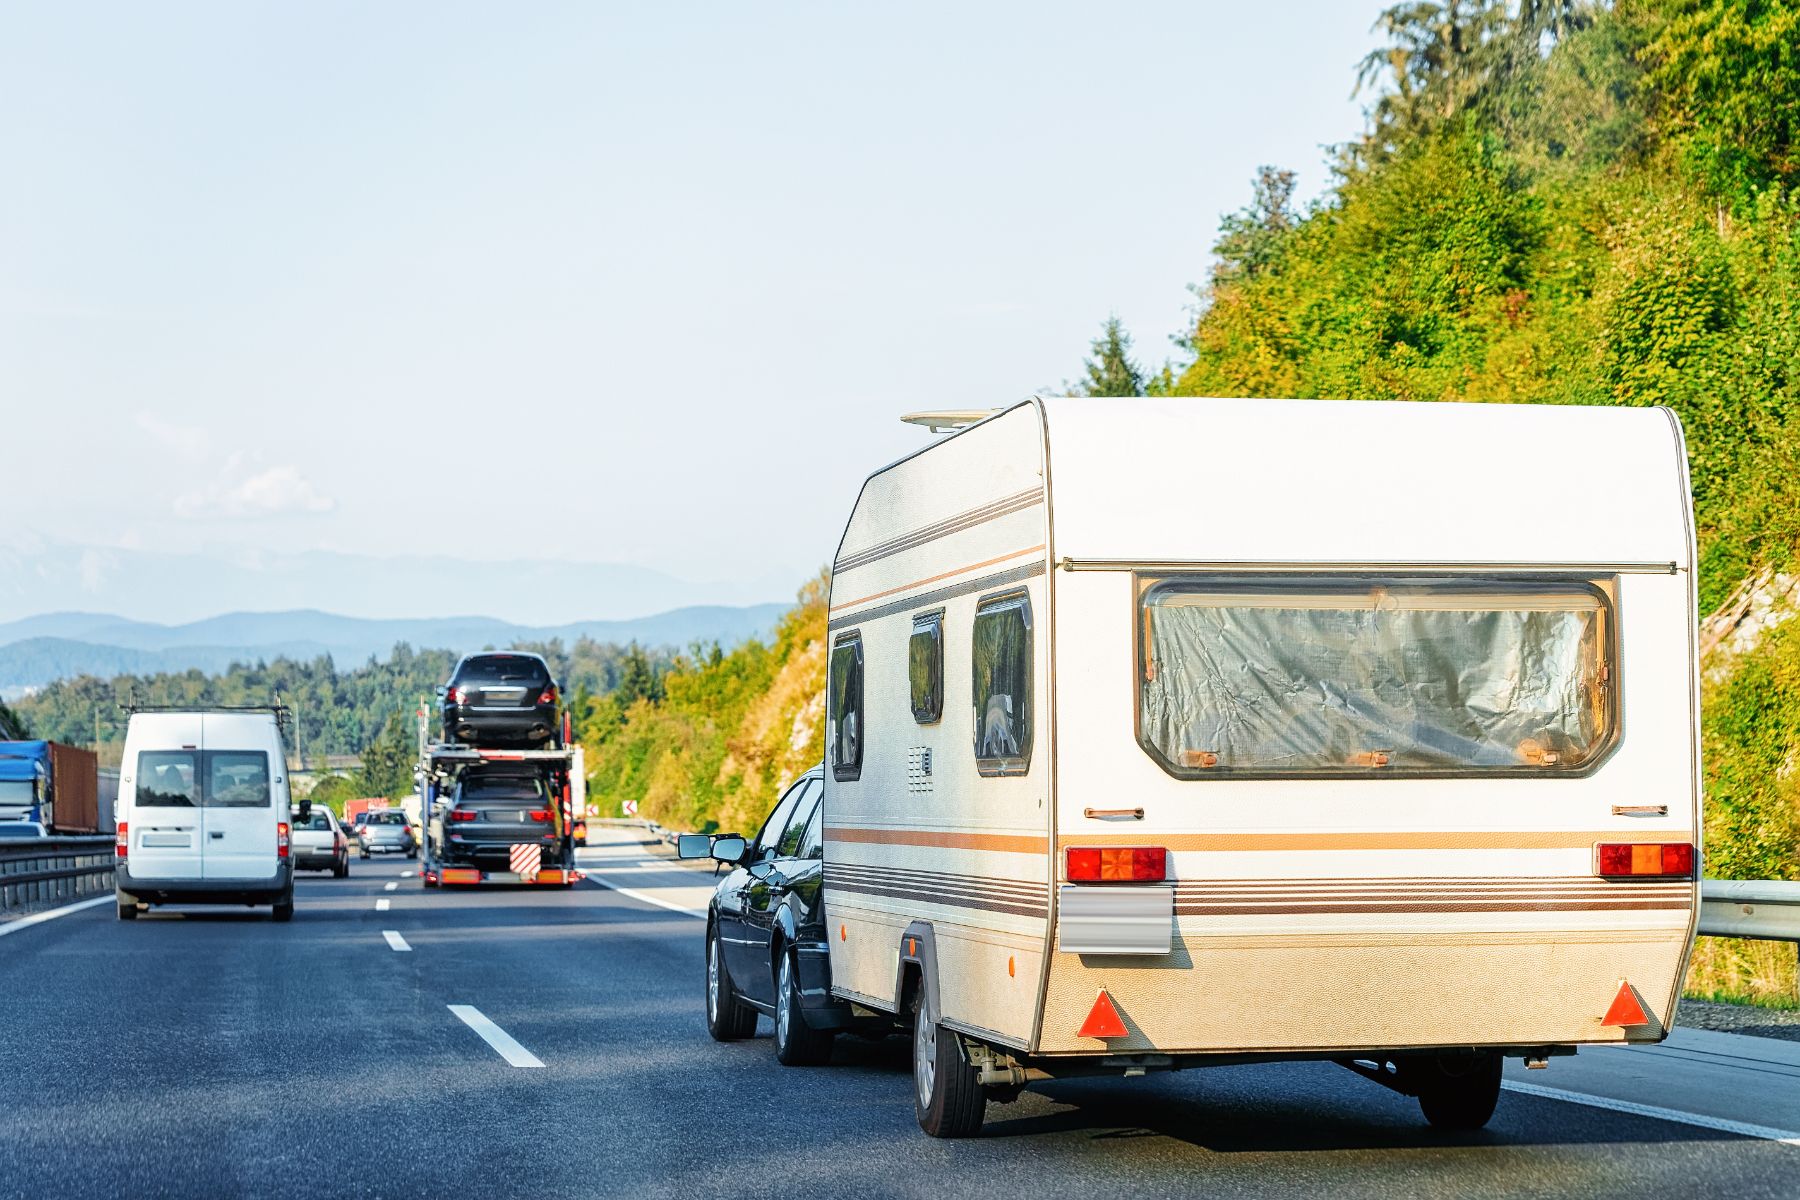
[0,741,52,824]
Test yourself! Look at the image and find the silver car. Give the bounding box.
[289,806,349,878]
[357,810,417,859]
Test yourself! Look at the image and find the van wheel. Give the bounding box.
[272,893,295,923]
[912,985,985,1137]
[117,901,138,920]
[706,925,757,1041]
[1407,1052,1502,1130]
[774,949,835,1066]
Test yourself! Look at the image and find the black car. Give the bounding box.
[431,766,562,870]
[439,652,562,747]
[680,765,863,1065]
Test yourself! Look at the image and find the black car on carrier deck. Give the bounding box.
[430,766,562,871]
[439,652,561,747]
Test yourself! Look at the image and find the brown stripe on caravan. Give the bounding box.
[1065,831,1697,852]
[1173,899,1690,915]
[828,545,1047,615]
[827,863,1047,902]
[825,826,1049,854]
[827,878,1049,919]
[833,487,1045,574]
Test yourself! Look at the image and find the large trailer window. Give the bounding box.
[829,634,864,781]
[972,593,1033,776]
[910,611,944,724]
[1138,577,1615,778]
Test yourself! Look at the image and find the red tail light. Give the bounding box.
[449,686,466,705]
[529,809,553,822]
[538,685,557,705]
[449,810,478,822]
[116,821,128,859]
[333,832,345,852]
[1596,842,1694,878]
[277,821,290,859]
[1066,846,1167,883]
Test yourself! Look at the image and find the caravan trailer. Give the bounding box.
[818,396,1700,1136]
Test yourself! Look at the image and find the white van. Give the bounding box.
[822,396,1700,1136]
[114,709,297,921]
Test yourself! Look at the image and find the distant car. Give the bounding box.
[0,820,48,840]
[358,809,417,859]
[289,806,349,878]
[438,652,562,748]
[679,765,859,1065]
[431,766,561,871]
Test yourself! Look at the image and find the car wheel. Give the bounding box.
[271,892,295,923]
[116,900,139,920]
[1406,1053,1502,1130]
[359,848,370,860]
[774,948,835,1066]
[705,924,757,1041]
[912,983,985,1137]
[335,857,349,879]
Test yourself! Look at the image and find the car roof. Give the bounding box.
[455,651,550,667]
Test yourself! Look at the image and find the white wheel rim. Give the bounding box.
[777,956,792,1045]
[914,995,937,1108]
[708,937,721,1023]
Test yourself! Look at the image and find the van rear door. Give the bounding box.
[199,715,280,882]
[125,716,205,881]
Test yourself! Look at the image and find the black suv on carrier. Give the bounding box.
[439,652,561,747]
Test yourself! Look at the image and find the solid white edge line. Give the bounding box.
[1503,1080,1800,1147]
[384,882,398,891]
[585,872,706,919]
[447,1004,545,1068]
[382,929,411,951]
[0,894,113,938]
[376,898,391,912]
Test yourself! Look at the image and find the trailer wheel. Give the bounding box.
[706,925,757,1041]
[912,986,985,1137]
[1407,1052,1502,1130]
[774,949,835,1066]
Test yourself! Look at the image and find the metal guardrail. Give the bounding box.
[1699,879,1800,943]
[0,836,116,914]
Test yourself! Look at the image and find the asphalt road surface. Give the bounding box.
[2,831,1796,1200]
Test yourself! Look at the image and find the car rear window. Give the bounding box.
[294,811,333,830]
[367,811,406,825]
[463,777,545,802]
[456,656,549,685]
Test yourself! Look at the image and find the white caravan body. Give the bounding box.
[822,396,1699,1061]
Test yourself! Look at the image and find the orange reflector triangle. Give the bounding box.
[1077,989,1128,1039]
[1601,981,1650,1027]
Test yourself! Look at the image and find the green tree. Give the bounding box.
[1073,317,1145,397]
[354,712,417,799]
[614,642,664,707]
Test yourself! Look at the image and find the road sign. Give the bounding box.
[622,799,638,817]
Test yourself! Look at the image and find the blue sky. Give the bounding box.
[0,2,1381,623]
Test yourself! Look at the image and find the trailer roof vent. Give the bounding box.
[900,410,997,433]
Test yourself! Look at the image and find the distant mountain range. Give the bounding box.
[0,605,786,694]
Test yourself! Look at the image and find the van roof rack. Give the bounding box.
[900,409,998,433]
[119,703,293,716]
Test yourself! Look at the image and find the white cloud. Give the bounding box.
[135,412,211,462]
[175,464,336,519]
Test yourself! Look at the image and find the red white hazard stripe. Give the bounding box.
[510,843,541,879]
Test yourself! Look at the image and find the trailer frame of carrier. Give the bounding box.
[416,743,587,888]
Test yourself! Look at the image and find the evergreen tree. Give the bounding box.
[614,642,664,707]
[1074,317,1145,397]
[354,712,417,798]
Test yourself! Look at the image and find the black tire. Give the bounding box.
[334,858,349,879]
[706,924,757,1041]
[774,948,835,1066]
[116,900,138,920]
[912,983,985,1137]
[1409,1053,1502,1130]
[271,892,295,923]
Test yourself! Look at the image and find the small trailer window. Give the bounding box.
[829,634,864,781]
[972,593,1033,776]
[1138,577,1615,778]
[910,611,944,724]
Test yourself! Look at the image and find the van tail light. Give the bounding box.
[1066,846,1167,883]
[277,821,290,859]
[529,809,553,822]
[116,821,128,859]
[1596,842,1694,878]
[450,810,478,822]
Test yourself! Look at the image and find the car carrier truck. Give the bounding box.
[417,743,587,888]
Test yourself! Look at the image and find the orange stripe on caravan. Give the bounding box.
[825,826,1049,854]
[827,545,1046,614]
[1065,831,1697,852]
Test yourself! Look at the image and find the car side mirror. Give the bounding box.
[677,833,711,859]
[710,835,747,864]
[435,686,447,699]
